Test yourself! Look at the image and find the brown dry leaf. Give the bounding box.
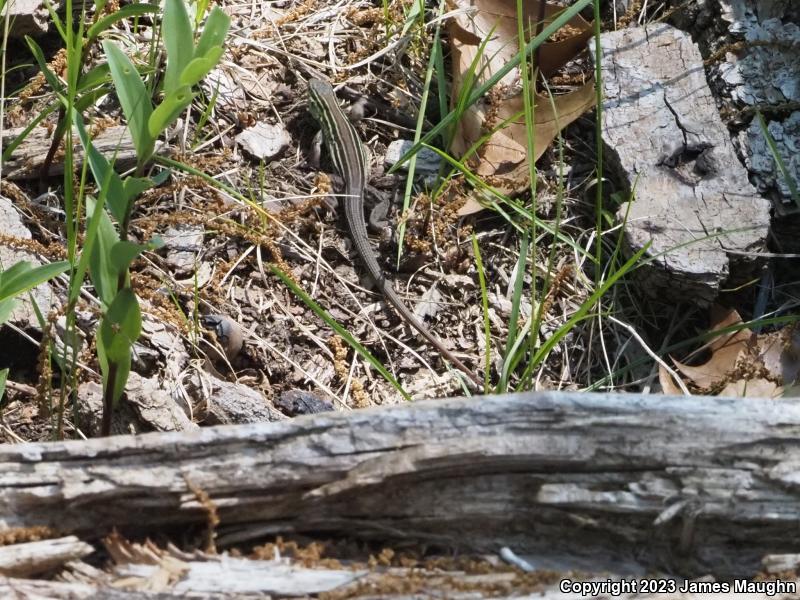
[666,307,797,398]
[672,307,753,390]
[658,364,686,395]
[448,0,594,201]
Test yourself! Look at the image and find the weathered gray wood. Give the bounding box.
[2,573,799,599]
[0,197,55,330]
[0,577,228,599]
[1,392,800,578]
[1,0,51,37]
[2,125,143,180]
[111,558,365,596]
[591,24,771,304]
[0,537,93,577]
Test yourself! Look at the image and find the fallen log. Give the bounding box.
[3,573,796,600]
[1,392,798,578]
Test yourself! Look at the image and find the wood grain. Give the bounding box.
[1,392,798,577]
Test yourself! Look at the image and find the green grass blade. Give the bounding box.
[0,261,69,300]
[522,243,651,382]
[756,110,799,209]
[423,143,594,261]
[499,231,528,392]
[389,0,592,172]
[592,0,605,284]
[270,266,411,401]
[25,36,65,96]
[395,0,446,268]
[87,3,160,42]
[471,234,492,390]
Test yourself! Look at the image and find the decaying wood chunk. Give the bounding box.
[1,0,51,37]
[0,536,93,577]
[591,24,771,303]
[2,392,800,577]
[0,197,55,330]
[2,125,144,180]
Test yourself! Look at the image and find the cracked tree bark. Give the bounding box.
[591,24,771,304]
[2,392,800,578]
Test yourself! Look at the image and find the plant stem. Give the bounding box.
[101,360,118,436]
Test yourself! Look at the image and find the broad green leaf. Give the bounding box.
[98,287,141,409]
[99,317,133,362]
[87,199,120,307]
[73,113,127,222]
[25,36,65,96]
[0,261,32,293]
[151,168,171,186]
[148,86,194,138]
[87,4,159,42]
[112,350,131,406]
[75,85,113,113]
[0,260,69,301]
[103,40,155,161]
[178,52,218,88]
[0,298,17,325]
[78,63,111,92]
[96,320,132,405]
[118,175,154,227]
[195,0,210,26]
[109,241,147,275]
[106,288,142,344]
[194,7,230,59]
[122,176,153,202]
[163,0,194,95]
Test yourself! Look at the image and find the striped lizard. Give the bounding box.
[307,78,481,388]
